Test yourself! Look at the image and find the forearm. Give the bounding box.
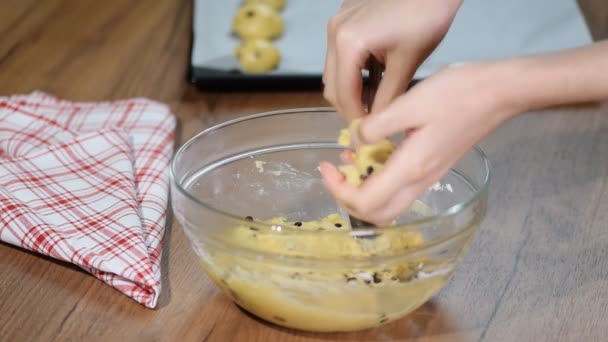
[498,40,608,116]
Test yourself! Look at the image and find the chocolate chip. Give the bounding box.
[334,223,342,228]
[249,226,259,231]
[391,276,398,281]
[346,277,357,283]
[373,272,382,283]
[364,279,371,285]
[246,10,255,17]
[273,316,286,322]
[294,222,302,227]
[367,166,374,175]
[245,216,254,221]
[379,318,389,324]
[359,174,368,181]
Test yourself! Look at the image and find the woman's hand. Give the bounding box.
[323,0,463,119]
[321,62,519,225]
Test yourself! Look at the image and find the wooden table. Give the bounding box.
[1,1,607,341]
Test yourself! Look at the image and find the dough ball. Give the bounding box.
[338,164,363,186]
[245,0,286,11]
[338,119,396,186]
[233,3,284,40]
[235,39,281,73]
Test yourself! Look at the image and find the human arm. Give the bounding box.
[322,0,464,119]
[321,41,608,224]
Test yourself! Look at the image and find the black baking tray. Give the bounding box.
[189,65,421,92]
[188,0,421,92]
[190,66,324,92]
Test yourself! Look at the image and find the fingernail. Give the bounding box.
[340,150,354,164]
[319,162,343,183]
[319,162,333,178]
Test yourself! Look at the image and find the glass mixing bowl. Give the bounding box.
[171,108,490,333]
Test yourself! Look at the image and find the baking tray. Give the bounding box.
[190,0,342,91]
[189,0,592,91]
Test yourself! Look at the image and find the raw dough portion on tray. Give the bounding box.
[235,39,281,73]
[232,3,284,40]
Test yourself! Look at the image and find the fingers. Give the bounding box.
[358,91,426,144]
[334,27,368,120]
[323,4,371,121]
[323,15,339,103]
[319,161,361,211]
[323,6,360,102]
[322,126,444,222]
[321,156,444,226]
[371,49,417,114]
[340,149,354,164]
[355,131,436,212]
[319,161,345,184]
[364,168,447,225]
[368,186,420,225]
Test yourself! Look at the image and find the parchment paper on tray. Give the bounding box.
[417,0,592,78]
[191,0,592,81]
[192,0,341,75]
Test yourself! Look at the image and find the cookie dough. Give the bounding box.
[235,39,281,73]
[338,119,396,186]
[197,209,452,332]
[245,0,286,11]
[228,214,425,258]
[233,3,284,40]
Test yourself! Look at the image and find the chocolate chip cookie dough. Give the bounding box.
[232,3,284,40]
[197,207,450,332]
[338,119,396,186]
[235,39,281,73]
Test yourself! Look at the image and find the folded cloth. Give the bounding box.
[0,92,175,308]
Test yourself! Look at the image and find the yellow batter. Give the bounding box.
[337,119,396,186]
[198,210,451,332]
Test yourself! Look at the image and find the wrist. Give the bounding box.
[483,56,555,121]
[469,60,528,123]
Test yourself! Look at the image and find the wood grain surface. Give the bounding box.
[1,1,607,341]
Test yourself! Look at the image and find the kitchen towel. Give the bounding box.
[0,92,175,308]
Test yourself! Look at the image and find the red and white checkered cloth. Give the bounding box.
[0,92,175,308]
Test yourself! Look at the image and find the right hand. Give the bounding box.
[323,0,463,119]
[321,61,516,225]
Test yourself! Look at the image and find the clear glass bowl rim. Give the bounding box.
[170,107,492,234]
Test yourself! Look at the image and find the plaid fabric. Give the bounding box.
[0,92,175,308]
